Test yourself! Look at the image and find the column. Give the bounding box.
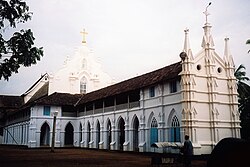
[99,122,104,149]
[111,124,116,150]
[3,128,7,144]
[124,115,130,151]
[139,114,146,152]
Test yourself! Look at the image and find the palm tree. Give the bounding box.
[246,39,250,53]
[234,64,250,139]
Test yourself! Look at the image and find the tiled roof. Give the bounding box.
[77,61,181,105]
[34,92,82,106]
[0,95,24,120]
[2,61,181,111]
[0,95,23,109]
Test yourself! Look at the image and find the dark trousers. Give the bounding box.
[184,155,192,167]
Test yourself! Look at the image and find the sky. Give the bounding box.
[0,0,250,95]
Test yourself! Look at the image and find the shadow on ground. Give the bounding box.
[0,145,207,167]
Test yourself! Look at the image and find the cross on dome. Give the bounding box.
[80,29,88,44]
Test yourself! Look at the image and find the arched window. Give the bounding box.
[87,122,91,147]
[170,115,181,142]
[79,123,82,145]
[132,116,139,151]
[40,122,50,146]
[80,77,87,94]
[106,119,112,150]
[65,122,74,146]
[118,117,125,151]
[96,121,100,148]
[150,117,158,145]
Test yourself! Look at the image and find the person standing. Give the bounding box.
[183,135,193,167]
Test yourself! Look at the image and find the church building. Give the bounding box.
[0,11,240,155]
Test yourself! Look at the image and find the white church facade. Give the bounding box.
[1,14,240,155]
[48,30,114,95]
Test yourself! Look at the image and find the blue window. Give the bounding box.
[149,86,155,97]
[170,116,181,142]
[150,117,158,145]
[43,106,51,116]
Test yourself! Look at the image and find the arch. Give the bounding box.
[96,120,101,148]
[167,109,181,142]
[117,117,125,150]
[150,117,158,145]
[132,115,139,151]
[40,122,50,146]
[64,122,74,146]
[170,115,181,142]
[39,120,52,129]
[147,111,155,127]
[79,122,82,145]
[106,118,112,150]
[86,121,91,147]
[167,108,177,126]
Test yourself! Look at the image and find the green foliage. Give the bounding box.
[235,64,250,139]
[235,64,249,85]
[247,39,250,53]
[0,0,43,80]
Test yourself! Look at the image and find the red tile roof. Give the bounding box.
[77,61,181,105]
[0,95,23,109]
[34,92,82,106]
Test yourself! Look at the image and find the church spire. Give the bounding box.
[183,28,193,61]
[223,37,235,67]
[80,29,88,44]
[183,28,190,53]
[201,2,215,49]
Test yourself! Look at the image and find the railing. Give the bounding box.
[94,108,103,114]
[78,112,85,117]
[116,103,127,110]
[129,101,140,109]
[76,101,140,116]
[62,112,77,117]
[104,106,114,112]
[86,110,93,116]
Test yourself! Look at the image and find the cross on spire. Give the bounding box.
[80,29,88,44]
[203,2,212,24]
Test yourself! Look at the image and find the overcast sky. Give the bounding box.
[1,0,250,95]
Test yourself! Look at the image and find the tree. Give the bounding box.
[234,64,250,139]
[0,0,43,80]
[246,39,250,53]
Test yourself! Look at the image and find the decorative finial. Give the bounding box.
[203,2,212,24]
[80,29,88,44]
[183,28,190,53]
[224,37,230,57]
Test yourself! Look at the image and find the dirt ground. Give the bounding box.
[0,145,207,167]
